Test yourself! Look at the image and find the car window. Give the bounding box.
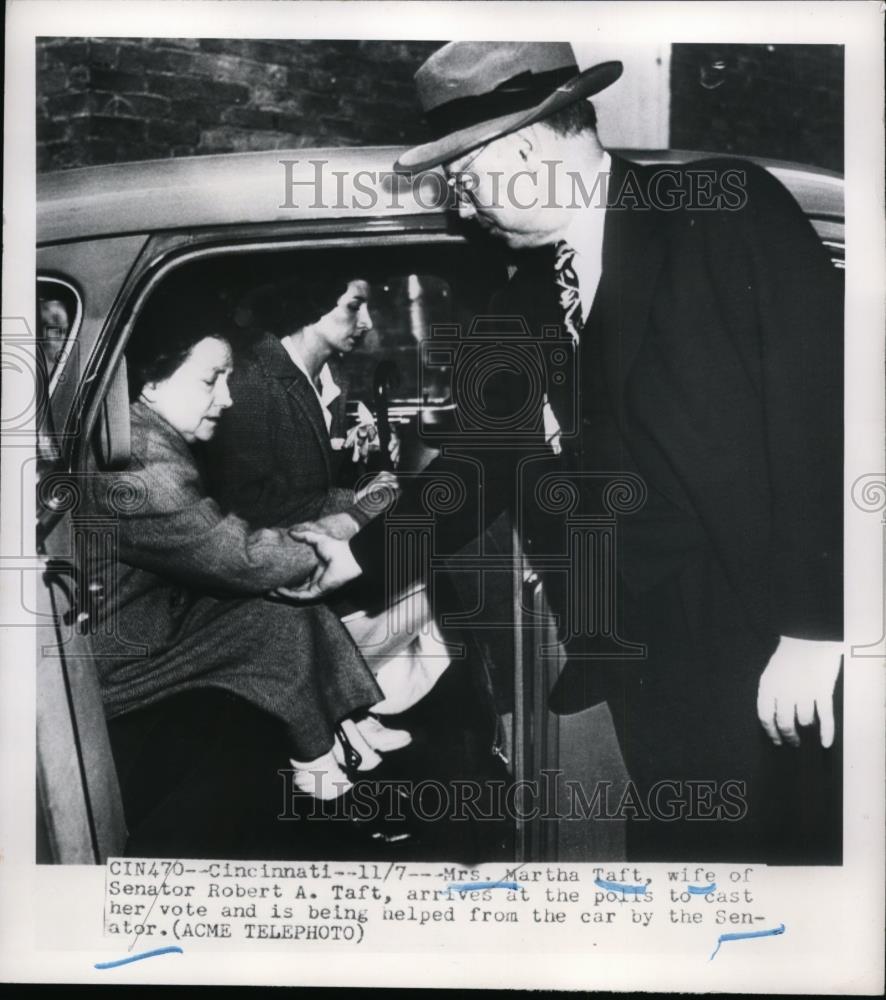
[36,277,81,392]
[345,273,457,405]
[125,242,510,413]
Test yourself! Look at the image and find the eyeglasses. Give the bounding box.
[445,141,490,203]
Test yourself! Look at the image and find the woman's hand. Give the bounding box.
[347,424,399,465]
[344,403,400,467]
[274,529,362,600]
[348,422,377,463]
[345,404,379,463]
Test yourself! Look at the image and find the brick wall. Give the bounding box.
[37,39,844,173]
[37,37,439,171]
[670,44,843,172]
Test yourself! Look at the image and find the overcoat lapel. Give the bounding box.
[325,358,351,442]
[255,335,333,479]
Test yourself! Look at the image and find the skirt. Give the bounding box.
[95,594,383,760]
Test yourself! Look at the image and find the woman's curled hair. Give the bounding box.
[127,287,237,401]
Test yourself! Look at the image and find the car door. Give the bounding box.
[34,220,521,861]
[35,234,147,864]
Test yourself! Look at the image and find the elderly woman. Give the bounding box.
[88,292,399,857]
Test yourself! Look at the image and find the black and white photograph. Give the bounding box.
[2,0,883,991]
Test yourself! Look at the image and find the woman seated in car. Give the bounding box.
[207,273,450,718]
[208,273,397,537]
[88,290,407,858]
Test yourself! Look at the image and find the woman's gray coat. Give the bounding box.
[88,401,382,758]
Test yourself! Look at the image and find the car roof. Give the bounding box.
[37,145,844,246]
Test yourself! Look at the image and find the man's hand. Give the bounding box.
[756,636,843,748]
[275,529,362,600]
[293,512,361,541]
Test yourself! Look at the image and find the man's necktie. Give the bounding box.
[544,240,583,455]
[553,239,583,346]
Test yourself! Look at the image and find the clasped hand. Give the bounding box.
[273,528,362,601]
[272,470,401,601]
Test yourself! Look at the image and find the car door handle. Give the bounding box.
[42,557,104,632]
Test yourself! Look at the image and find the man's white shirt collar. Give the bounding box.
[562,150,611,322]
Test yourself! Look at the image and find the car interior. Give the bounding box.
[35,237,573,863]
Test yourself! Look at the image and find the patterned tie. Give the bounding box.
[553,239,583,346]
[544,240,583,455]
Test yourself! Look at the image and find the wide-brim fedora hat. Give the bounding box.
[394,41,622,173]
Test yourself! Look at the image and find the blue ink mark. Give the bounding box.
[448,881,519,893]
[689,882,717,894]
[594,877,647,894]
[709,923,785,961]
[94,946,183,970]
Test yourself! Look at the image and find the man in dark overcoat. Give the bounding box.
[391,41,843,861]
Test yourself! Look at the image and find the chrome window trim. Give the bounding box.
[74,227,471,468]
[37,275,84,398]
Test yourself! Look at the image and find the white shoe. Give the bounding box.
[356,714,412,752]
[289,750,353,800]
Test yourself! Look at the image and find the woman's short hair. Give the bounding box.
[127,290,236,400]
[237,273,367,340]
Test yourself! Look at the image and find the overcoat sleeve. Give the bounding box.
[108,426,320,595]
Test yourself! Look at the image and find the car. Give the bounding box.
[34,146,844,864]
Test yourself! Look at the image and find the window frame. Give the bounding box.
[36,274,84,397]
[71,225,503,473]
